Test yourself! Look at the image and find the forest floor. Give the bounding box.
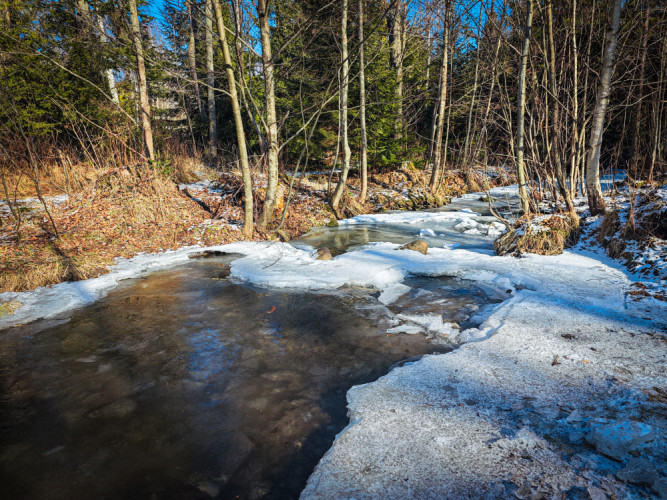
[0,162,481,294]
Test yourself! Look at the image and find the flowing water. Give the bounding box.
[0,204,502,499]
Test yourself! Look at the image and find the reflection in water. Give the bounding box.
[0,256,489,499]
[291,195,512,256]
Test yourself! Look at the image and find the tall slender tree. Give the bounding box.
[211,0,253,236]
[331,0,351,211]
[429,3,450,192]
[129,0,154,161]
[515,0,533,214]
[586,0,622,215]
[358,0,368,202]
[205,0,217,157]
[186,0,205,120]
[257,0,280,230]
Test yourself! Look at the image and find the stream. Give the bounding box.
[0,195,510,499]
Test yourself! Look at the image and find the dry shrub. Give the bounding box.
[595,189,666,268]
[596,210,628,259]
[495,213,580,256]
[465,172,484,193]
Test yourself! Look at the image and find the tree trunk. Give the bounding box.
[205,0,217,157]
[330,0,351,211]
[390,0,404,141]
[358,0,368,202]
[428,10,449,191]
[569,0,579,198]
[95,16,120,105]
[648,22,667,183]
[463,4,483,167]
[129,0,154,161]
[257,0,280,230]
[76,1,119,106]
[186,0,205,120]
[586,0,622,215]
[630,2,649,177]
[515,0,533,215]
[545,0,575,214]
[212,0,253,237]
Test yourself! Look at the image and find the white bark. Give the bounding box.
[586,0,622,214]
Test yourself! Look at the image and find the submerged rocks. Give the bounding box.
[315,247,332,260]
[188,250,230,259]
[616,458,659,485]
[398,240,428,255]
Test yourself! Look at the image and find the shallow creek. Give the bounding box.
[0,200,504,499]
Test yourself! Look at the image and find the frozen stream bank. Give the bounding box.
[298,194,667,499]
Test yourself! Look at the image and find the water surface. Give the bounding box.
[0,255,489,499]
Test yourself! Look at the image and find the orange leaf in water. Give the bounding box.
[266,306,276,314]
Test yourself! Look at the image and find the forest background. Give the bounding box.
[0,0,665,291]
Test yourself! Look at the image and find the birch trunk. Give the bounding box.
[212,0,253,237]
[129,0,154,161]
[515,0,532,215]
[428,12,449,191]
[205,0,217,157]
[257,0,280,229]
[95,16,120,105]
[546,0,575,214]
[586,0,622,215]
[390,0,404,141]
[358,0,368,202]
[330,0,351,211]
[186,0,205,120]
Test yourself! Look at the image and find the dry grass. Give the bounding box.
[0,169,244,292]
[495,213,580,256]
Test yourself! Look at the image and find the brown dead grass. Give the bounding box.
[0,169,246,292]
[495,213,580,256]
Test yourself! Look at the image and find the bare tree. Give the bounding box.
[586,0,622,214]
[331,0,352,211]
[128,0,154,161]
[186,0,205,120]
[389,0,405,141]
[358,0,368,202]
[429,3,450,192]
[257,0,280,230]
[205,0,217,157]
[212,0,254,236]
[545,0,575,214]
[515,0,533,214]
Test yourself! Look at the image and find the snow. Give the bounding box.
[302,288,666,498]
[339,210,481,226]
[0,194,69,216]
[296,197,667,498]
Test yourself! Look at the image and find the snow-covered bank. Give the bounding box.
[302,292,666,498]
[296,216,667,497]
